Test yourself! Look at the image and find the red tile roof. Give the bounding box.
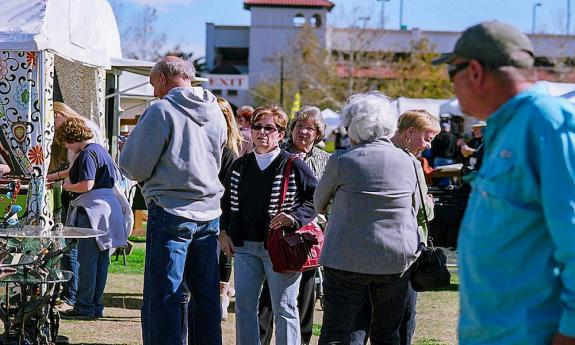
[244,0,335,10]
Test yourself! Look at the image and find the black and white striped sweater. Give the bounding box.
[221,150,317,246]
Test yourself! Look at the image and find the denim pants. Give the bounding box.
[234,241,302,345]
[75,236,110,317]
[141,202,221,345]
[318,267,410,345]
[60,241,78,305]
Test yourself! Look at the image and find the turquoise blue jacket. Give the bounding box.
[458,85,575,344]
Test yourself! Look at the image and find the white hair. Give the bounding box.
[339,91,397,143]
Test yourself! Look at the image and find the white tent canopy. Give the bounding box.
[321,108,341,136]
[440,81,575,117]
[0,0,122,67]
[396,97,447,119]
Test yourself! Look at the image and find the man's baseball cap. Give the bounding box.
[471,121,487,128]
[432,21,535,68]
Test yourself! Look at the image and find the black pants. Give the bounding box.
[258,269,317,345]
[351,282,417,345]
[318,267,411,345]
[219,250,232,282]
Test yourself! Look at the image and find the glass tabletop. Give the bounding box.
[0,269,72,284]
[0,225,108,239]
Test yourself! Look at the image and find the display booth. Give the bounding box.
[0,1,122,343]
[0,0,121,226]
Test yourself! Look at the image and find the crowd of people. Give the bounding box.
[44,19,574,345]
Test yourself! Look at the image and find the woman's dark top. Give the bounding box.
[220,150,317,246]
[69,143,116,198]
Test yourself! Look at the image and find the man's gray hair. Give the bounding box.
[153,57,196,81]
[340,91,397,143]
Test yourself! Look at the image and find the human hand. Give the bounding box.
[269,212,295,231]
[62,178,72,191]
[460,144,476,157]
[552,333,575,345]
[220,231,235,257]
[426,194,435,207]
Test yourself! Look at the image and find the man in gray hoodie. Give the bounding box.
[120,56,226,345]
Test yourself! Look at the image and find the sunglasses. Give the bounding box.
[447,62,470,81]
[251,124,279,133]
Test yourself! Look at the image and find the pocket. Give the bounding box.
[162,214,198,240]
[474,154,516,198]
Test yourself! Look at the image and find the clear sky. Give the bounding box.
[113,0,573,58]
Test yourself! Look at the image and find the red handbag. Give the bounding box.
[266,156,323,273]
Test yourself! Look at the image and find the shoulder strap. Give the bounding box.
[277,155,297,210]
[405,149,433,247]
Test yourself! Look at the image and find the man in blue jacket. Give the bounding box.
[434,21,575,345]
[120,56,226,345]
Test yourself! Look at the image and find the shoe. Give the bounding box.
[60,309,96,320]
[220,282,230,321]
[227,285,235,298]
[55,301,74,312]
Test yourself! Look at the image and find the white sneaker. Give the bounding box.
[220,294,229,321]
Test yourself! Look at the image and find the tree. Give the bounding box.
[252,26,453,111]
[163,45,206,73]
[252,25,347,110]
[113,4,167,61]
[380,39,454,99]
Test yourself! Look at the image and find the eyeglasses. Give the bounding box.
[251,124,279,133]
[447,62,470,81]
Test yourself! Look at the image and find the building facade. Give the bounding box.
[204,0,575,108]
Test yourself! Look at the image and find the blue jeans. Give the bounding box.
[141,202,221,345]
[75,237,110,317]
[319,267,410,345]
[234,241,302,345]
[60,241,78,305]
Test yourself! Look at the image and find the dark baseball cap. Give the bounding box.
[433,21,535,68]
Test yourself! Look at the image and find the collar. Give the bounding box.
[485,85,540,142]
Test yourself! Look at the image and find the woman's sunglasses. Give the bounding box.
[251,124,279,133]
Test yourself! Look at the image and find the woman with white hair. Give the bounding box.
[315,91,421,344]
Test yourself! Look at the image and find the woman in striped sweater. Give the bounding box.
[220,105,317,345]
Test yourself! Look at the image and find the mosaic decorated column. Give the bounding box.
[0,50,54,227]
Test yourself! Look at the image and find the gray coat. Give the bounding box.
[314,138,420,275]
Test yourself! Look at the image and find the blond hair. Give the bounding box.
[217,97,244,157]
[50,102,85,172]
[397,109,440,134]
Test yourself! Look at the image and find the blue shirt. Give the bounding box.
[458,86,575,344]
[69,143,117,194]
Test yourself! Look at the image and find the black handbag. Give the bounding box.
[409,154,452,292]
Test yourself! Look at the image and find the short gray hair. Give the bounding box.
[153,56,196,81]
[340,91,397,143]
[289,106,327,143]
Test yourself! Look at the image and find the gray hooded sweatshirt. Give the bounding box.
[119,86,226,221]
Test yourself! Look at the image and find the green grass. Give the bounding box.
[108,247,145,275]
[414,339,448,345]
[313,323,322,336]
[128,235,146,243]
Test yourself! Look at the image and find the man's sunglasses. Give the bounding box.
[251,124,279,133]
[447,62,470,80]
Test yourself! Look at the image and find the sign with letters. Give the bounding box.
[203,74,249,90]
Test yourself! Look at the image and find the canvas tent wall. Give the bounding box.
[0,0,121,225]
